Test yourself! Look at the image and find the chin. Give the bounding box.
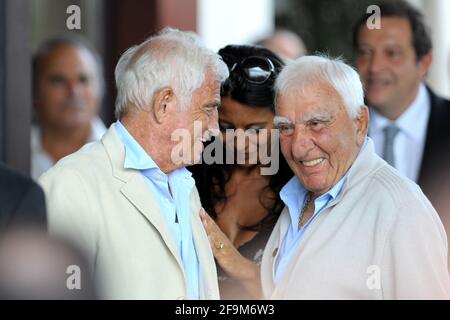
[367,92,390,107]
[301,177,329,194]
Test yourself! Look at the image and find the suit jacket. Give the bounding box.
[418,87,450,195]
[39,126,219,299]
[0,163,46,230]
[418,88,450,273]
[261,139,450,299]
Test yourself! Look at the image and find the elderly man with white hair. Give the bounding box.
[39,28,229,299]
[261,55,450,299]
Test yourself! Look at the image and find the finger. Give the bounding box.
[202,208,216,221]
[200,208,210,225]
[208,235,219,256]
[199,208,210,229]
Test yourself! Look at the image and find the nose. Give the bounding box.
[290,125,315,159]
[66,80,83,97]
[367,51,386,74]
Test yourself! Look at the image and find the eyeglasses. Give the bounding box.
[230,56,276,84]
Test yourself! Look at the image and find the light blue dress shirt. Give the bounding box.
[114,121,200,299]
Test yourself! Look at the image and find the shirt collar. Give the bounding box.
[114,120,194,183]
[280,164,348,211]
[369,83,430,143]
[281,173,346,200]
[114,120,159,171]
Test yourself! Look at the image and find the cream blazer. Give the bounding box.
[39,126,219,299]
[261,139,450,299]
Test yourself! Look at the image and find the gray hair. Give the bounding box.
[275,55,364,118]
[114,27,229,119]
[33,34,104,99]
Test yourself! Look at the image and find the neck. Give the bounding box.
[376,84,421,121]
[40,123,91,162]
[120,112,176,174]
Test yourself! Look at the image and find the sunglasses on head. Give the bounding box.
[230,56,276,85]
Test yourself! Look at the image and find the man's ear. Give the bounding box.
[152,87,176,124]
[418,51,432,78]
[355,105,369,144]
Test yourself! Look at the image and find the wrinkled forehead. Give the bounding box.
[276,82,344,115]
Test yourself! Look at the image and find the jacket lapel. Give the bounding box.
[272,208,290,280]
[120,174,184,270]
[102,125,185,274]
[418,87,450,187]
[191,211,219,299]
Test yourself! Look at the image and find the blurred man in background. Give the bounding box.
[257,29,307,61]
[32,35,106,180]
[353,0,450,197]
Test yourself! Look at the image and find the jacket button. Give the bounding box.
[272,248,278,257]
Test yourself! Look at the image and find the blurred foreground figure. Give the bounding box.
[32,35,106,180]
[0,162,46,231]
[0,226,96,299]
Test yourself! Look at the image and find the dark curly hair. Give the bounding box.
[189,45,293,232]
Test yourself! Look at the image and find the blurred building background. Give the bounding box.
[0,0,449,175]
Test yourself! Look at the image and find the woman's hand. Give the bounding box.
[199,208,262,298]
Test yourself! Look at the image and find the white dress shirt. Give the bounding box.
[31,117,107,180]
[369,83,430,182]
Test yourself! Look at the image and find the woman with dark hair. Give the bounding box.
[190,45,293,299]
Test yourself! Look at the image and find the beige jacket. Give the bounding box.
[39,126,219,299]
[261,139,450,299]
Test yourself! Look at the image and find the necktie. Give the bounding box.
[383,125,400,167]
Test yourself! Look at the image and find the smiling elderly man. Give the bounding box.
[39,28,228,299]
[261,55,450,299]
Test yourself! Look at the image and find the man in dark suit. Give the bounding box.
[0,163,47,230]
[352,0,450,198]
